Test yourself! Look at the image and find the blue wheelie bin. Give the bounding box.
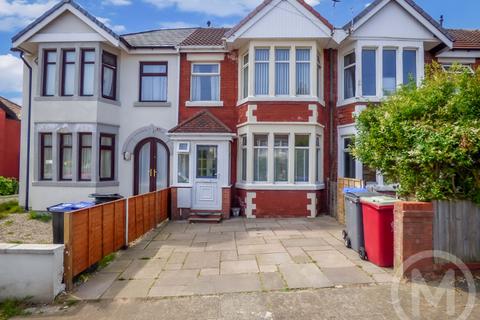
[47,202,95,244]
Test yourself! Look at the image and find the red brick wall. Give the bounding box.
[336,103,356,126]
[222,187,232,219]
[0,109,20,179]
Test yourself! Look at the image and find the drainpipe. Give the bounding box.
[328,48,335,216]
[13,49,33,210]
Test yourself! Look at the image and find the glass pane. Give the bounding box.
[275,61,289,95]
[316,147,322,182]
[274,135,289,147]
[156,143,168,190]
[63,64,75,95]
[62,147,73,180]
[102,67,115,97]
[45,64,56,96]
[254,148,267,182]
[295,135,309,147]
[243,65,249,98]
[255,49,269,61]
[296,62,310,95]
[101,136,113,146]
[275,49,290,61]
[403,50,417,85]
[255,62,269,95]
[344,66,355,99]
[46,51,57,63]
[82,63,95,95]
[343,137,356,179]
[103,52,116,67]
[138,143,150,194]
[254,135,268,147]
[62,134,72,146]
[81,134,92,147]
[196,146,217,178]
[43,134,52,147]
[241,147,247,181]
[274,148,288,182]
[141,76,168,101]
[178,153,190,183]
[193,64,219,73]
[296,49,310,61]
[65,51,75,63]
[243,54,249,66]
[344,52,355,66]
[83,51,95,63]
[143,64,167,74]
[295,149,309,182]
[43,147,53,180]
[100,150,113,179]
[362,49,376,96]
[80,147,92,180]
[383,49,397,95]
[191,75,220,101]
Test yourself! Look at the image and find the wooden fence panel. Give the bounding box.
[336,178,363,225]
[102,203,115,256]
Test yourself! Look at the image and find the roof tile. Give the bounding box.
[180,28,229,47]
[121,28,197,48]
[169,111,232,134]
[0,97,21,121]
[447,29,480,49]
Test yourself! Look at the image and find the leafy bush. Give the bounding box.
[0,177,19,196]
[352,63,480,204]
[28,211,52,223]
[0,201,23,219]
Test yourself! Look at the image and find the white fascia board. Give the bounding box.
[436,50,480,59]
[168,133,236,141]
[125,48,179,55]
[187,53,225,61]
[179,47,227,53]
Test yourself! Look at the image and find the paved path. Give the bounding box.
[73,217,393,300]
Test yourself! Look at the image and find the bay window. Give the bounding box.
[296,48,311,95]
[79,133,92,181]
[344,52,356,99]
[102,51,117,100]
[191,63,220,101]
[275,49,290,95]
[382,49,397,95]
[100,134,115,181]
[59,134,73,181]
[61,50,75,96]
[274,135,289,182]
[255,49,269,95]
[81,49,95,96]
[403,49,417,85]
[241,54,249,99]
[40,133,53,181]
[43,50,57,96]
[362,49,376,96]
[253,135,268,182]
[241,135,247,181]
[294,135,309,182]
[140,62,168,102]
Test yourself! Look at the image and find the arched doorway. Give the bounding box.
[133,138,169,195]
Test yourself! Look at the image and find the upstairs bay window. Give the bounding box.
[362,49,376,96]
[296,49,311,95]
[102,51,117,100]
[43,50,57,96]
[382,49,397,96]
[191,64,220,101]
[403,50,417,84]
[275,49,290,95]
[253,135,268,182]
[255,49,270,95]
[343,52,356,99]
[81,49,95,96]
[61,50,75,96]
[140,62,168,102]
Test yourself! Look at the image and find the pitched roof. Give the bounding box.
[12,0,119,44]
[179,28,230,47]
[343,0,454,42]
[0,97,21,121]
[121,28,198,48]
[447,29,480,50]
[169,111,232,134]
[224,0,333,39]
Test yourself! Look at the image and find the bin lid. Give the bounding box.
[360,196,398,206]
[345,191,380,202]
[48,201,95,213]
[343,187,368,194]
[89,193,123,199]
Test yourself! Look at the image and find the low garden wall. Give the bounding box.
[0,244,64,303]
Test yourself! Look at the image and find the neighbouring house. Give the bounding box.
[11,0,480,217]
[0,97,21,179]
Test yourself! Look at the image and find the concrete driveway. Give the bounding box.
[74,216,393,299]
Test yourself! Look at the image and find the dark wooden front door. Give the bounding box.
[134,138,169,195]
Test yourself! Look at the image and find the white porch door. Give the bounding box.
[193,144,222,210]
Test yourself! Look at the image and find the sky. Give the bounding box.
[0,0,479,106]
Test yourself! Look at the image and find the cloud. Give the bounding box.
[9,96,23,106]
[102,0,132,6]
[97,16,126,33]
[0,54,23,93]
[0,0,57,32]
[159,21,198,29]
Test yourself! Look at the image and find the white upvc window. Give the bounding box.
[403,49,418,84]
[275,48,290,96]
[296,48,311,95]
[274,135,289,182]
[317,51,323,101]
[382,48,397,96]
[254,49,270,96]
[343,51,356,100]
[241,54,249,99]
[177,143,190,184]
[191,63,220,101]
[240,135,247,182]
[315,135,322,183]
[361,48,377,96]
[341,136,356,179]
[294,134,309,182]
[253,134,268,182]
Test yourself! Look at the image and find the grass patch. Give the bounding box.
[0,299,30,320]
[98,253,117,269]
[0,201,23,220]
[28,211,52,223]
[8,240,23,244]
[3,220,13,227]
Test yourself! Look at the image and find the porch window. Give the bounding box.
[40,133,53,181]
[140,62,168,102]
[383,49,397,95]
[254,49,269,95]
[241,54,249,99]
[102,51,117,100]
[61,50,76,96]
[79,133,92,181]
[275,49,290,95]
[253,135,268,182]
[296,48,311,95]
[342,136,356,179]
[362,49,376,96]
[59,134,73,181]
[241,135,247,181]
[81,49,95,96]
[191,64,220,101]
[196,146,217,178]
[294,135,309,182]
[316,135,322,183]
[100,134,115,181]
[43,50,57,96]
[177,153,189,183]
[403,49,417,85]
[343,52,356,99]
[274,135,289,182]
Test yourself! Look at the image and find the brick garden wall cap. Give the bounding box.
[394,201,434,212]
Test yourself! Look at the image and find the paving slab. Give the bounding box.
[256,252,293,265]
[237,243,286,255]
[259,265,278,273]
[74,273,119,300]
[286,247,312,264]
[194,274,262,294]
[260,272,286,291]
[221,260,259,274]
[102,279,154,299]
[183,251,220,269]
[154,269,199,287]
[308,250,356,268]
[99,259,132,273]
[321,267,374,285]
[281,238,328,247]
[278,263,332,289]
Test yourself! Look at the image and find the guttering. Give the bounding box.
[11,48,32,210]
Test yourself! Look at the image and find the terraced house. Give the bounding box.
[12,0,480,218]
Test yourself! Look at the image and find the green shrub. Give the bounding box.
[0,177,18,196]
[353,63,480,204]
[28,211,52,223]
[0,201,23,219]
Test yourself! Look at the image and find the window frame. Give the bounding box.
[342,136,356,179]
[382,48,397,96]
[61,49,76,97]
[294,134,310,183]
[274,134,289,182]
[275,48,290,96]
[361,48,377,96]
[43,49,57,97]
[99,133,115,181]
[253,134,269,182]
[343,51,356,100]
[241,53,249,99]
[80,49,95,97]
[295,48,311,96]
[40,133,53,181]
[190,62,221,102]
[196,145,218,179]
[101,51,117,100]
[59,133,73,181]
[254,48,270,96]
[139,61,168,102]
[240,135,247,182]
[78,133,93,182]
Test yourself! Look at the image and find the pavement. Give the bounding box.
[72,217,394,300]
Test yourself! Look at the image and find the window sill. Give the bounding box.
[186,101,224,107]
[32,181,120,188]
[237,96,321,106]
[134,101,171,108]
[98,96,121,106]
[337,97,383,107]
[34,96,97,102]
[235,182,325,191]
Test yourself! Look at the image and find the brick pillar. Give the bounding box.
[222,187,232,219]
[394,202,434,278]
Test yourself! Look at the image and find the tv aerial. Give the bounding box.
[332,0,341,7]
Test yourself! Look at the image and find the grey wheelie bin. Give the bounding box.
[343,189,379,260]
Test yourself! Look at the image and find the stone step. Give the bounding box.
[188,214,222,224]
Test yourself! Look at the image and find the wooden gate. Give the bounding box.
[336,178,363,225]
